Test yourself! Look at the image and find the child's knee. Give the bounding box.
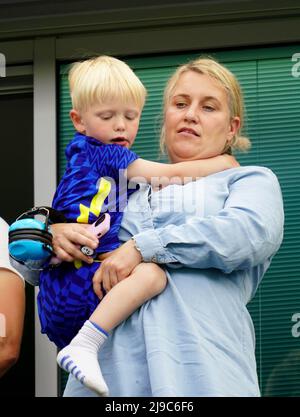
[136,263,167,295]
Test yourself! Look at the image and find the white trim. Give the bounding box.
[33,37,58,397]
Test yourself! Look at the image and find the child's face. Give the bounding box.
[71,101,142,149]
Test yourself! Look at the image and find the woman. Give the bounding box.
[52,58,284,396]
[0,217,25,377]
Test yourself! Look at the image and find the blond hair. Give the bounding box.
[69,55,147,112]
[160,57,251,154]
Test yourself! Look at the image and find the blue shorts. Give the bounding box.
[37,262,101,348]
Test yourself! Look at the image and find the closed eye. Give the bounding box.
[125,114,137,120]
[96,112,113,120]
[125,111,139,120]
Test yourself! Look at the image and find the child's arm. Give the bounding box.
[127,154,239,184]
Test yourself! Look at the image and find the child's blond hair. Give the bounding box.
[69,55,147,112]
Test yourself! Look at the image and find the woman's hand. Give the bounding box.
[51,223,99,263]
[92,239,142,299]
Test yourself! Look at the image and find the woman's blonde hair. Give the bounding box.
[160,57,251,154]
[69,55,147,112]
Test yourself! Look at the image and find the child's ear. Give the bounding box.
[70,109,85,133]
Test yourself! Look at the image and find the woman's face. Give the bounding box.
[164,71,240,163]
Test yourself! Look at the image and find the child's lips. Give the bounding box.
[111,138,130,146]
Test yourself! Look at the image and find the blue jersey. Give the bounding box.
[37,132,139,347]
[52,132,139,252]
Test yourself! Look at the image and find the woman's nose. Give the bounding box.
[184,106,199,123]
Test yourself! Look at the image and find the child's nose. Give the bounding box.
[114,116,126,131]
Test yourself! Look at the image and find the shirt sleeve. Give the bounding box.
[133,167,284,273]
[0,217,24,282]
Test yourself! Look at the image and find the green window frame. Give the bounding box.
[58,45,300,396]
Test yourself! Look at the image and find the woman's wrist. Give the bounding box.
[130,237,143,263]
[131,230,163,263]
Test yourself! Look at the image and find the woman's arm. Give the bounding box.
[0,269,25,377]
[92,167,284,293]
[127,154,239,184]
[133,167,284,272]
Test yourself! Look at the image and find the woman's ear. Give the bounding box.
[227,116,241,141]
[70,109,85,134]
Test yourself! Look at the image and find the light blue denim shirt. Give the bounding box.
[64,166,284,397]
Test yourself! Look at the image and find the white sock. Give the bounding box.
[57,320,109,396]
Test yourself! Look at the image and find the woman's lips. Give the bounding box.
[177,128,199,137]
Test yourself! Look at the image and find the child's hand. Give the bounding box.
[219,154,240,169]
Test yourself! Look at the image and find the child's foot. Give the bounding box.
[57,345,109,396]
